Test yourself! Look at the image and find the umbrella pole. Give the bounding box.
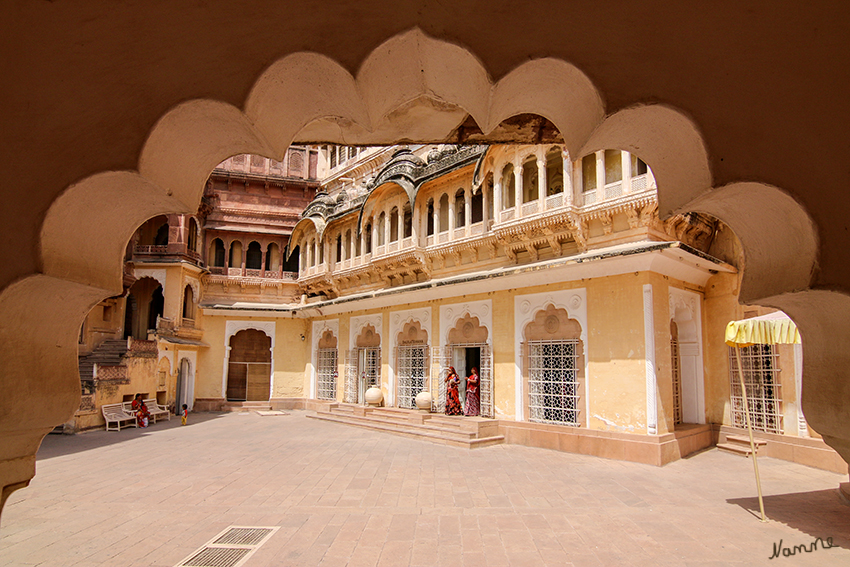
[735,346,767,522]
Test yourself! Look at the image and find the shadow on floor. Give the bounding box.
[727,489,850,548]
[37,411,231,461]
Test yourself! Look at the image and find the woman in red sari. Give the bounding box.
[465,366,480,416]
[132,393,151,428]
[444,367,463,415]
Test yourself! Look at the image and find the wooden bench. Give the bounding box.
[121,399,171,425]
[102,403,137,431]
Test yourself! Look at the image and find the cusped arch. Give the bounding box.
[11,26,847,512]
[356,181,411,237]
[287,216,327,260]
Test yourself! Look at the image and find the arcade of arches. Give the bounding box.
[3,10,850,515]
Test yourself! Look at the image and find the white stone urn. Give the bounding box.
[414,391,432,411]
[364,386,383,406]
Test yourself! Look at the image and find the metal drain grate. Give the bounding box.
[175,526,279,567]
[213,528,274,546]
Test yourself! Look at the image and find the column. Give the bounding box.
[360,229,367,257]
[563,149,574,207]
[643,284,658,435]
[240,240,246,276]
[493,180,502,220]
[412,206,420,246]
[482,184,490,230]
[350,230,356,260]
[224,244,230,272]
[260,247,267,276]
[537,156,546,213]
[371,221,378,253]
[514,164,522,215]
[448,196,455,237]
[383,210,390,248]
[595,150,605,197]
[621,150,632,193]
[464,187,472,234]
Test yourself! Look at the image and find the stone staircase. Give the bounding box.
[78,339,129,380]
[308,403,505,449]
[717,433,767,457]
[222,400,272,412]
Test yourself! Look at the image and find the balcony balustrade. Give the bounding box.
[470,223,484,236]
[438,231,449,244]
[134,244,168,254]
[582,190,597,206]
[453,227,465,240]
[427,235,435,246]
[545,194,563,210]
[521,201,538,216]
[604,181,623,200]
[387,241,398,253]
[632,174,648,191]
[402,236,413,249]
[500,208,515,222]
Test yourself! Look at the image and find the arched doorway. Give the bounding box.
[315,329,338,401]
[521,304,586,427]
[226,329,272,401]
[345,324,381,404]
[394,321,429,409]
[669,289,706,425]
[123,276,163,339]
[175,357,193,412]
[436,313,492,417]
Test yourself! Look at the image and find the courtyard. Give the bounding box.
[1,411,847,567]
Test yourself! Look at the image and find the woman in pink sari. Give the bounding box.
[444,367,463,415]
[464,366,480,416]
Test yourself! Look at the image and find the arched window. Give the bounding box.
[390,207,399,241]
[209,238,225,267]
[265,243,280,271]
[471,189,483,224]
[546,149,564,196]
[438,194,449,232]
[426,199,435,236]
[154,222,169,246]
[284,244,300,272]
[182,285,195,320]
[336,234,343,263]
[522,157,538,203]
[632,155,648,176]
[455,189,465,227]
[245,241,262,270]
[403,205,412,238]
[365,223,372,253]
[581,154,597,192]
[378,212,386,246]
[229,241,243,268]
[344,230,352,259]
[187,218,198,251]
[501,164,515,209]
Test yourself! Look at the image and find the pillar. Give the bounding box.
[595,150,605,196]
[383,210,390,248]
[464,187,472,234]
[563,149,574,207]
[448,196,455,237]
[493,180,502,219]
[482,185,490,229]
[433,201,440,235]
[514,164,522,215]
[537,156,547,212]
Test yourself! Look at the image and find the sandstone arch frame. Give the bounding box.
[3,12,850,513]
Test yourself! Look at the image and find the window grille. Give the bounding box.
[728,344,782,434]
[344,349,358,403]
[671,338,683,426]
[395,346,428,409]
[345,347,381,403]
[316,348,337,400]
[526,339,580,426]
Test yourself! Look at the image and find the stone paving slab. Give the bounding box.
[1,411,848,566]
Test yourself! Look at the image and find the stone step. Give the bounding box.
[325,411,478,439]
[222,402,272,412]
[717,442,760,457]
[725,434,767,447]
[308,412,504,449]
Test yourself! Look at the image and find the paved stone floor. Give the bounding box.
[1,411,848,567]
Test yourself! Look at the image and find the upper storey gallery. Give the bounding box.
[290,144,717,300]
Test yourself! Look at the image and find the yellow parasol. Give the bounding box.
[725,310,801,522]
